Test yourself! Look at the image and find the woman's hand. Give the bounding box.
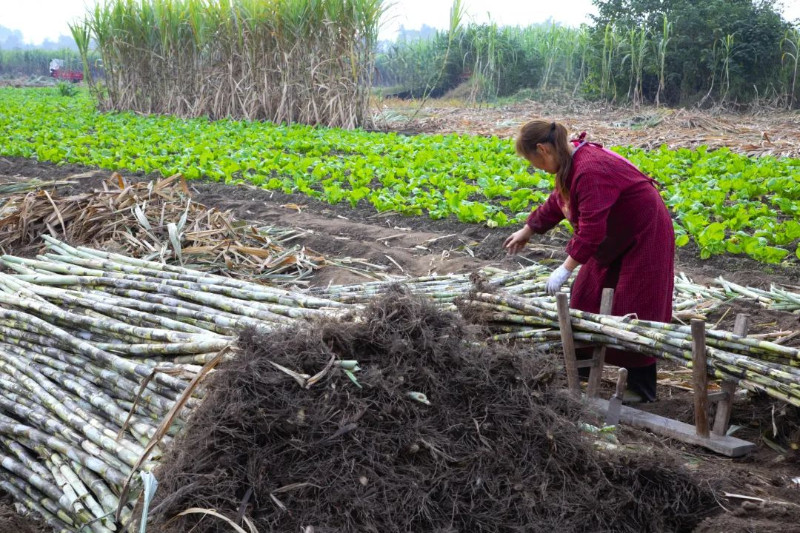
[503,225,534,255]
[545,265,573,295]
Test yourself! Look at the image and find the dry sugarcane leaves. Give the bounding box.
[0,173,334,282]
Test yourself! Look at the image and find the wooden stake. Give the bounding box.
[586,288,614,398]
[556,293,580,397]
[712,314,748,437]
[692,319,710,438]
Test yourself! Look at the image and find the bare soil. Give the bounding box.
[377,97,800,158]
[1,99,800,531]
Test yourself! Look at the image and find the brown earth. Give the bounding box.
[377,97,800,158]
[1,100,800,531]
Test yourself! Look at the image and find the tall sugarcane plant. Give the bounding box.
[781,27,800,109]
[654,14,671,108]
[78,0,384,128]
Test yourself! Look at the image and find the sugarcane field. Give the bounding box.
[2,0,800,531]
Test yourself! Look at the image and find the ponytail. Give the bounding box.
[515,120,573,202]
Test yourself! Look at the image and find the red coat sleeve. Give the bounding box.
[525,190,565,234]
[565,171,622,264]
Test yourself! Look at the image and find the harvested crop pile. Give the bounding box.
[150,288,715,532]
[0,174,329,283]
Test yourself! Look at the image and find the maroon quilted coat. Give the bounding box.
[526,142,675,367]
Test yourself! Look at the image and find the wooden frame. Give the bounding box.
[554,292,755,458]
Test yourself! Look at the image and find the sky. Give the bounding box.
[1,0,800,45]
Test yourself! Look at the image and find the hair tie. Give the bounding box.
[550,122,556,131]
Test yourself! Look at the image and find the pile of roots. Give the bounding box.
[149,288,715,532]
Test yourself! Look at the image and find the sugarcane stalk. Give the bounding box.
[33,364,155,445]
[50,452,110,528]
[0,452,95,527]
[0,355,145,467]
[0,477,74,532]
[0,307,189,392]
[0,337,177,414]
[0,413,128,488]
[42,454,101,533]
[0,389,130,475]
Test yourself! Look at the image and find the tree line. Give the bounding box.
[376,0,800,108]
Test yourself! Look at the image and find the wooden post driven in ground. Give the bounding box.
[556,293,580,397]
[712,314,749,437]
[586,288,615,398]
[691,319,710,438]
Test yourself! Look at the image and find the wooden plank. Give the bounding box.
[556,293,580,397]
[575,360,593,369]
[733,314,750,337]
[589,398,756,457]
[586,288,615,398]
[692,319,710,438]
[713,314,749,437]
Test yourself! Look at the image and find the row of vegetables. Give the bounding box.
[2,88,800,263]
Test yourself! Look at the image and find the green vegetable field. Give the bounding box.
[2,87,799,263]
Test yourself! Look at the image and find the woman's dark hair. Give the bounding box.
[515,120,572,202]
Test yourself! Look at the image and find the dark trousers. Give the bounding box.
[577,354,657,402]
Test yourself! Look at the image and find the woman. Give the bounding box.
[503,120,675,402]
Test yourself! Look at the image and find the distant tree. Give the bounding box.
[0,26,25,49]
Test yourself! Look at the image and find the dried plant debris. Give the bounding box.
[0,173,366,283]
[151,289,714,533]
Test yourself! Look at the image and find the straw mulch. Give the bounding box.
[0,173,330,283]
[381,100,800,158]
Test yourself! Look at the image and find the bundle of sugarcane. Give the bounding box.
[459,292,800,407]
[0,236,349,363]
[0,238,355,530]
[0,297,198,531]
[313,264,726,321]
[310,264,552,311]
[716,276,800,313]
[0,173,377,284]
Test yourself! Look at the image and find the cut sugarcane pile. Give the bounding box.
[0,237,796,530]
[677,273,800,315]
[458,292,800,407]
[0,238,349,532]
[715,276,800,313]
[0,174,368,285]
[313,264,726,321]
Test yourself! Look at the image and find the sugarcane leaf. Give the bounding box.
[167,222,182,264]
[172,508,252,533]
[343,368,362,389]
[177,199,191,233]
[139,471,158,533]
[725,424,743,436]
[761,433,789,455]
[133,205,152,232]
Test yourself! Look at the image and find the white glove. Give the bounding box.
[546,265,573,295]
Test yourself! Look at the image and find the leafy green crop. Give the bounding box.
[2,88,800,264]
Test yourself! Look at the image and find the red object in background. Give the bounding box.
[49,59,83,83]
[50,69,83,83]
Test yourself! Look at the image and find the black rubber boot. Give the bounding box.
[625,363,657,403]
